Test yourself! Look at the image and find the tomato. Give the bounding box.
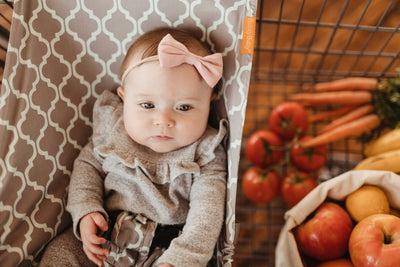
[242,167,280,204]
[245,130,284,168]
[291,136,328,172]
[268,101,308,140]
[281,172,318,208]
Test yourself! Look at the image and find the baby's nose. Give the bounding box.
[154,111,175,127]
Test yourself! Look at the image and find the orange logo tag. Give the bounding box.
[241,17,256,54]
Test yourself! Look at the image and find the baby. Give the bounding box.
[40,27,227,267]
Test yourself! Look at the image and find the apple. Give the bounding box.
[349,214,400,267]
[294,202,353,261]
[316,258,354,267]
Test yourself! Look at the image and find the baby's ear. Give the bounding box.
[210,92,217,101]
[117,86,125,101]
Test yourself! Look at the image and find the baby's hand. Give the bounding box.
[158,263,174,267]
[79,212,109,267]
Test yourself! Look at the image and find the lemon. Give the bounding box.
[345,185,390,222]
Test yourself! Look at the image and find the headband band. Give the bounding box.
[121,34,223,88]
[120,55,159,83]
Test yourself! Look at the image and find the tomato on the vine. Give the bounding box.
[242,167,280,204]
[281,172,318,208]
[268,101,308,140]
[291,136,328,172]
[245,130,284,168]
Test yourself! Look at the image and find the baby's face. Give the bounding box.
[119,61,214,153]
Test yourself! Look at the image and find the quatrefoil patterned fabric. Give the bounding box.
[0,0,256,266]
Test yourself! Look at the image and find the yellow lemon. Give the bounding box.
[345,185,390,222]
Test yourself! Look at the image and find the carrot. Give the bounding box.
[309,106,356,123]
[302,77,378,92]
[300,114,380,147]
[319,104,375,133]
[290,91,372,105]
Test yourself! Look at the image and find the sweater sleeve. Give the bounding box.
[157,144,227,267]
[66,139,108,239]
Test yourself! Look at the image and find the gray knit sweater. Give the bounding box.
[67,90,227,267]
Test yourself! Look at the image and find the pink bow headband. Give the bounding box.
[121,34,223,88]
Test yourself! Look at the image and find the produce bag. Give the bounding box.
[275,170,400,267]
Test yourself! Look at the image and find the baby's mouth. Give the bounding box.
[152,135,173,141]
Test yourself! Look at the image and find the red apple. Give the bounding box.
[349,214,400,267]
[294,202,353,261]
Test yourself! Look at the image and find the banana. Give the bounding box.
[354,149,400,173]
[364,128,400,157]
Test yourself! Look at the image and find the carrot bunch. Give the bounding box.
[291,77,383,147]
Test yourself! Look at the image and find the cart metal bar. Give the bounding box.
[258,19,400,34]
[255,47,398,58]
[314,0,350,76]
[296,0,327,85]
[329,0,372,77]
[360,21,400,77]
[347,0,397,77]
[282,0,305,84]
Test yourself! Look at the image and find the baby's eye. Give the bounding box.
[140,102,154,109]
[177,104,192,111]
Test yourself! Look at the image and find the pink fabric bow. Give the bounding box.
[158,34,223,88]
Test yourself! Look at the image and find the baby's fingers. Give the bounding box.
[83,247,105,267]
[91,213,109,232]
[86,232,107,246]
[85,235,109,255]
[83,241,109,267]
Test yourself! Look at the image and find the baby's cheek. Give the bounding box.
[186,119,208,139]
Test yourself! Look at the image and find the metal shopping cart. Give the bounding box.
[234,0,400,266]
[0,0,256,266]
